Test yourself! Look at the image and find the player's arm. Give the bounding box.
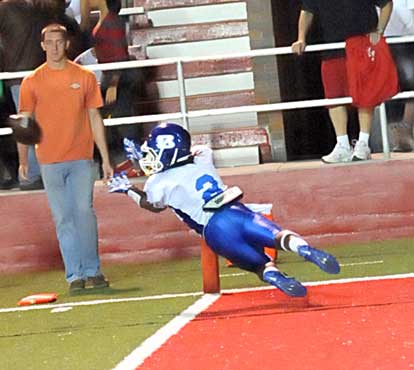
[127,186,166,213]
[108,173,166,213]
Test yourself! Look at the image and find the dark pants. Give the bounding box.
[100,69,143,158]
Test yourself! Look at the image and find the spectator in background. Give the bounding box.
[34,0,88,60]
[0,82,19,189]
[0,0,88,190]
[65,0,94,48]
[292,0,395,163]
[0,0,46,190]
[74,46,103,84]
[384,0,414,151]
[92,0,143,162]
[66,0,98,33]
[18,24,112,292]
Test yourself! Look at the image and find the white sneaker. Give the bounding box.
[321,143,352,164]
[352,140,371,161]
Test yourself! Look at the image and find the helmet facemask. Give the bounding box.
[138,123,192,175]
[139,142,164,175]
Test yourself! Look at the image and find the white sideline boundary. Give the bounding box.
[113,293,220,370]
[0,292,203,314]
[1,273,413,315]
[111,273,414,370]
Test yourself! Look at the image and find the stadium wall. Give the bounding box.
[1,157,413,275]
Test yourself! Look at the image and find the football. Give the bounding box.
[7,114,42,145]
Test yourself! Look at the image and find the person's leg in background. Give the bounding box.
[112,71,143,160]
[321,57,353,163]
[393,101,414,151]
[389,44,414,152]
[10,84,44,190]
[66,159,107,287]
[0,136,19,189]
[352,107,374,161]
[40,161,84,287]
[0,86,19,189]
[40,160,108,292]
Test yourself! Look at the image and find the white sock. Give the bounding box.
[337,135,350,149]
[358,132,370,145]
[287,236,308,253]
[263,265,279,276]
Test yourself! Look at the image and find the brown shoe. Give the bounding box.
[86,274,109,289]
[69,279,85,293]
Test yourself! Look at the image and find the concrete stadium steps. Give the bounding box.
[1,153,414,275]
[127,0,265,167]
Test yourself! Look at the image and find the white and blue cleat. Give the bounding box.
[298,245,340,274]
[263,270,307,297]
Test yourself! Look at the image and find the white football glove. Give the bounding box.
[123,137,142,161]
[108,172,132,194]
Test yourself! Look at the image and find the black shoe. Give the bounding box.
[86,274,109,289]
[69,279,85,293]
[19,178,44,191]
[0,179,19,190]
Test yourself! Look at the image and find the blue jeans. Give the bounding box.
[40,160,101,282]
[10,84,41,183]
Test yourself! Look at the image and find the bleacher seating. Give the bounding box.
[125,0,272,166]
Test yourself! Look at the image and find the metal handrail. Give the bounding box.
[2,35,414,159]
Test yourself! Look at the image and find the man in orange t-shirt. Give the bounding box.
[18,23,113,293]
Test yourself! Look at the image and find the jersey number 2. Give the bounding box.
[196,175,223,203]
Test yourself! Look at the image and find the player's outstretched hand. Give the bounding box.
[108,172,132,193]
[123,138,142,161]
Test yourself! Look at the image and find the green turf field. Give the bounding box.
[0,239,413,370]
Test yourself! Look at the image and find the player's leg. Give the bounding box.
[276,230,340,274]
[204,203,307,297]
[236,204,340,274]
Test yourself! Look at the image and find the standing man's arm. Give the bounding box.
[370,1,393,43]
[88,108,113,181]
[291,10,314,55]
[80,0,91,32]
[16,111,33,180]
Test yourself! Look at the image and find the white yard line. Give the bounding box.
[113,293,220,370]
[219,272,249,278]
[2,272,412,314]
[0,292,203,314]
[340,260,384,267]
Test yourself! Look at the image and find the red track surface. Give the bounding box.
[139,278,414,370]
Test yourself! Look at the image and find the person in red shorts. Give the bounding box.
[292,0,395,163]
